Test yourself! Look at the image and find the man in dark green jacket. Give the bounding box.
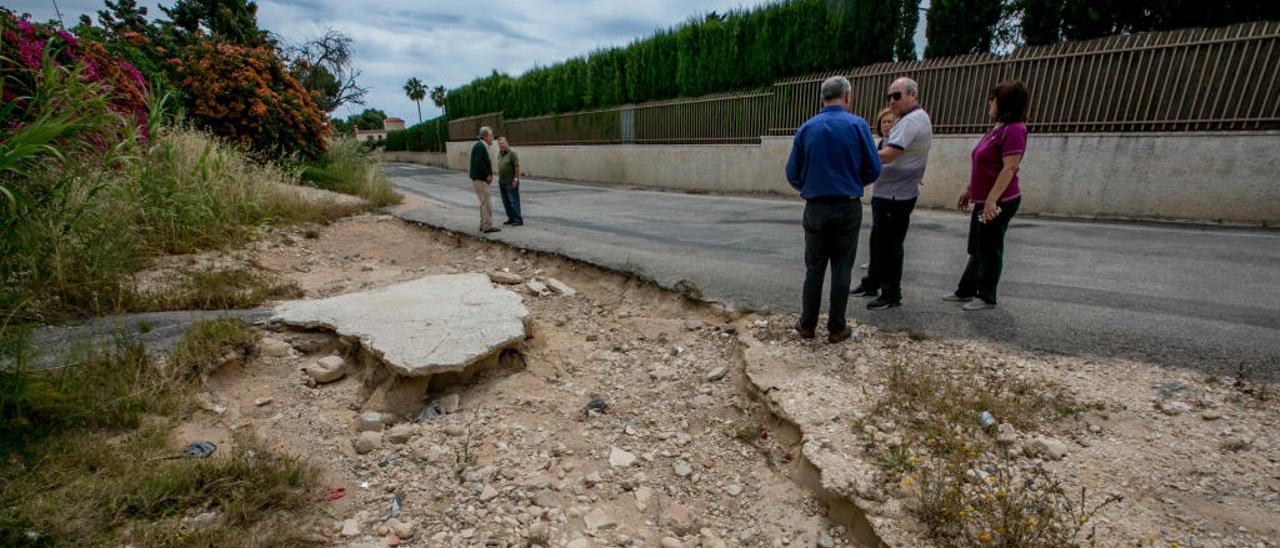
[469,127,498,233]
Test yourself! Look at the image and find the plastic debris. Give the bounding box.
[977,410,996,429]
[583,398,608,416]
[182,440,217,458]
[412,403,443,423]
[389,491,404,517]
[322,488,346,501]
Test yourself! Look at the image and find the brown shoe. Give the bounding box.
[794,322,816,340]
[827,326,853,344]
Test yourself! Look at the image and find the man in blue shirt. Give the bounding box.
[785,76,881,343]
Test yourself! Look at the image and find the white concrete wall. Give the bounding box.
[441,132,1280,225]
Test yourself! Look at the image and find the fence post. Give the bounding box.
[619,106,635,144]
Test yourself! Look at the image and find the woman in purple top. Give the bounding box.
[945,81,1029,311]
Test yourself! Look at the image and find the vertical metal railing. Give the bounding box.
[448,21,1279,144]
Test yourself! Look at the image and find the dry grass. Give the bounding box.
[127,267,304,312]
[0,320,318,546]
[867,349,1117,547]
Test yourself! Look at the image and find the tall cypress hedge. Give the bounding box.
[445,0,917,119]
[385,115,449,152]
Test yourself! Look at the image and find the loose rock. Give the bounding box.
[673,461,693,478]
[479,484,499,502]
[354,431,382,454]
[583,507,617,530]
[543,277,577,297]
[489,271,525,285]
[386,423,416,444]
[609,446,637,468]
[259,337,292,358]
[1024,436,1068,460]
[725,483,744,497]
[1160,401,1193,416]
[303,355,347,383]
[704,366,728,382]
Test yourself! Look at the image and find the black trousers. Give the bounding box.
[956,197,1020,304]
[860,196,917,300]
[799,198,861,333]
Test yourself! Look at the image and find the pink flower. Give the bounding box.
[15,18,35,36]
[56,30,78,48]
[17,38,45,68]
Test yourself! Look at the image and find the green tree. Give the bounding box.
[429,85,446,111]
[1020,0,1065,45]
[161,0,268,46]
[924,0,1008,57]
[403,77,426,123]
[895,0,922,61]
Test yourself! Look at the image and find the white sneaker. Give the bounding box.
[962,299,996,311]
[942,294,973,303]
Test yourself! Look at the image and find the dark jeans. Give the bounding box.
[498,181,522,223]
[799,198,862,333]
[860,196,917,300]
[956,197,1021,304]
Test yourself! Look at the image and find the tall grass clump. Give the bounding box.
[1,49,368,325]
[301,135,401,207]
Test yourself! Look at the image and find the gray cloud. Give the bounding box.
[9,0,780,123]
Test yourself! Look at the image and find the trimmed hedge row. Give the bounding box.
[384,116,449,152]
[445,0,918,119]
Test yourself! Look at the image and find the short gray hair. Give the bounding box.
[820,76,851,102]
[478,126,493,138]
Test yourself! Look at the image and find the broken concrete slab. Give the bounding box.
[272,274,528,377]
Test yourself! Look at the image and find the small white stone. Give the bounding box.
[609,447,637,468]
[340,518,360,537]
[479,484,499,502]
[583,508,617,530]
[704,367,728,382]
[673,461,693,478]
[303,355,347,383]
[725,484,744,497]
[253,397,273,407]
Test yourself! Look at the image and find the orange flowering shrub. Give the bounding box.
[170,40,327,158]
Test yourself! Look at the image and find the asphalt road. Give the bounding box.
[385,163,1280,376]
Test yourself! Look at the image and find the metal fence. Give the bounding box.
[448,21,1279,144]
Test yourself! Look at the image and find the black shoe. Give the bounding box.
[481,227,501,234]
[510,221,524,226]
[503,220,517,226]
[850,286,878,297]
[867,296,902,310]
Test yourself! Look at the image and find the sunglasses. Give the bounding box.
[886,92,903,101]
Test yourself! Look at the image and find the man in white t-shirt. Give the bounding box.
[852,77,933,310]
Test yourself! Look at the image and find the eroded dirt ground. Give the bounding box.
[147,212,1278,547]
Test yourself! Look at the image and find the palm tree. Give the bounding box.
[429,85,447,113]
[403,77,426,123]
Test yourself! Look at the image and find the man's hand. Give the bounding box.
[512,177,519,188]
[981,200,1001,223]
[956,190,970,211]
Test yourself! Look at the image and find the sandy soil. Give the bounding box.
[143,213,1277,547]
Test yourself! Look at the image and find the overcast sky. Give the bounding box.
[10,0,927,124]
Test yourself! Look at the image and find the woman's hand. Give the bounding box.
[957,190,971,211]
[982,199,1000,223]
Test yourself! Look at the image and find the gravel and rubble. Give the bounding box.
[143,213,1277,547]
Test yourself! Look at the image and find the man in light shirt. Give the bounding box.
[852,77,933,310]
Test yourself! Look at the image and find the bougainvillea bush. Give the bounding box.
[1,9,149,133]
[170,40,328,159]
